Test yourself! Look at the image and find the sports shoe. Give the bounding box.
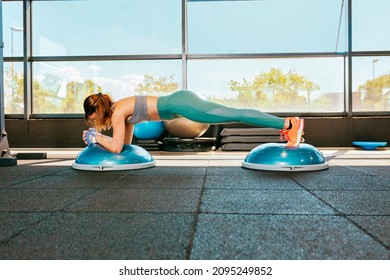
[280,117,305,147]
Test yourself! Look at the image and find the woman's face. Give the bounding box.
[85,112,96,127]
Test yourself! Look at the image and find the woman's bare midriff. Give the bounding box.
[146,96,161,120]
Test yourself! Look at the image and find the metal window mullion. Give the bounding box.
[23,0,32,120]
[343,55,348,114]
[182,0,188,89]
[352,51,390,57]
[187,52,346,60]
[31,54,182,62]
[347,0,352,117]
[0,1,5,133]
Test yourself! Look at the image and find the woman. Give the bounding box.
[82,90,304,153]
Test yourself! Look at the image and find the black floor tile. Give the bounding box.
[7,175,113,190]
[201,189,334,214]
[67,188,202,213]
[347,216,390,249]
[128,166,207,176]
[190,214,390,259]
[2,152,390,260]
[0,213,49,243]
[313,190,390,215]
[291,174,390,190]
[205,174,303,190]
[0,189,95,212]
[0,165,70,177]
[0,213,194,259]
[109,175,205,189]
[206,166,290,176]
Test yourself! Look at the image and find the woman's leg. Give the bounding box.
[157,90,304,146]
[158,90,286,129]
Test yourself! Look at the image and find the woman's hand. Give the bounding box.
[82,128,97,145]
[82,130,89,145]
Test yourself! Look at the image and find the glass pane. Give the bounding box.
[4,62,24,114]
[352,56,390,112]
[188,0,347,54]
[187,58,345,113]
[32,0,182,56]
[353,0,390,51]
[3,1,24,57]
[32,60,182,114]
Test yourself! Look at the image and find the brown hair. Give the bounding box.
[83,93,114,131]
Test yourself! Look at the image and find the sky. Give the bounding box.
[2,0,390,102]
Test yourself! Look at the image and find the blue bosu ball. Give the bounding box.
[352,141,387,150]
[133,121,165,140]
[242,143,328,172]
[72,144,155,171]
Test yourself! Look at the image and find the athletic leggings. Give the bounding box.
[157,90,285,129]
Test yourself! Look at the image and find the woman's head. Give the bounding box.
[83,93,114,131]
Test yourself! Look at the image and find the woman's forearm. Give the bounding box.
[95,133,123,153]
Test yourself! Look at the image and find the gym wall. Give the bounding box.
[5,117,390,149]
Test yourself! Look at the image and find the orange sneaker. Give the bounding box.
[280,117,305,147]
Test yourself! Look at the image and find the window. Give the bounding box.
[4,62,24,114]
[3,1,23,57]
[188,57,345,113]
[32,0,182,56]
[353,0,390,51]
[3,1,24,114]
[2,0,390,117]
[188,0,347,54]
[32,60,182,113]
[353,57,390,112]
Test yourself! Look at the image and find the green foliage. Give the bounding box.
[63,80,103,113]
[228,68,320,110]
[6,65,389,114]
[4,68,24,114]
[5,68,179,114]
[356,74,390,110]
[32,75,102,113]
[135,74,179,95]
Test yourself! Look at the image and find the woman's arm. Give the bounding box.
[94,123,133,145]
[84,97,135,153]
[124,122,134,144]
[95,115,126,153]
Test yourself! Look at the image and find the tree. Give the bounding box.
[32,75,103,113]
[64,79,103,113]
[229,77,264,107]
[357,74,390,110]
[4,68,24,114]
[135,74,179,95]
[228,68,320,111]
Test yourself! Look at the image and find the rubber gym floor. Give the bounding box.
[0,148,389,259]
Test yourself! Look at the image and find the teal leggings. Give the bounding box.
[157,90,285,129]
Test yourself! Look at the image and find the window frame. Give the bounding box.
[2,0,390,119]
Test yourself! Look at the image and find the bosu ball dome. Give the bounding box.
[242,143,328,172]
[72,144,155,171]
